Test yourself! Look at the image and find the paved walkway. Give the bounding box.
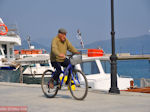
[0,82,150,112]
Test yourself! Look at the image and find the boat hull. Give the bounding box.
[0,66,27,82]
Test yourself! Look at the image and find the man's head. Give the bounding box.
[58,28,67,42]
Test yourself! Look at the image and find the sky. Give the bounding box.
[0,0,150,47]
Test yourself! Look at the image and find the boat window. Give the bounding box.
[40,63,49,66]
[80,61,100,75]
[2,44,7,58]
[101,60,110,73]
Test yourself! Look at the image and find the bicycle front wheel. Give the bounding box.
[69,69,88,100]
[41,70,59,98]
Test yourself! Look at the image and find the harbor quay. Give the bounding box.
[0,82,150,112]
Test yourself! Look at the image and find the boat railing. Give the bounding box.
[6,24,19,37]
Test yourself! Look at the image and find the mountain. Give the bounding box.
[85,34,150,55]
[15,40,50,52]
[15,34,150,55]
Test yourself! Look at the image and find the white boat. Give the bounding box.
[0,18,21,62]
[14,44,53,83]
[75,54,133,91]
[21,53,53,76]
[0,18,27,82]
[22,53,53,84]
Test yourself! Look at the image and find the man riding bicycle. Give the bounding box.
[50,28,80,88]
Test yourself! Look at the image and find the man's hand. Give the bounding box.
[59,54,66,59]
[75,52,80,54]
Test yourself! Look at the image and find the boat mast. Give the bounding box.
[77,29,84,49]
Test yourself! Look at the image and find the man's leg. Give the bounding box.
[51,62,62,83]
[61,58,71,85]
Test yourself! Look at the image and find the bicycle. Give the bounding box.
[41,54,88,100]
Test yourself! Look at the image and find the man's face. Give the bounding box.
[58,33,66,42]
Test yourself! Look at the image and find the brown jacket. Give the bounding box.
[50,36,78,62]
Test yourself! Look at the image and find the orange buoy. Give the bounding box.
[0,24,8,35]
[87,49,104,57]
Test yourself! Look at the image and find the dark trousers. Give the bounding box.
[51,58,71,83]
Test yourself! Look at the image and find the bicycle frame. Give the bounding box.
[50,63,80,87]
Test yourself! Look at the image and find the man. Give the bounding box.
[50,28,79,88]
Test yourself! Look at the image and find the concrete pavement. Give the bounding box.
[0,82,150,112]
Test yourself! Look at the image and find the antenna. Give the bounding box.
[77,29,84,49]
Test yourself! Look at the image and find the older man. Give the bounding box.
[50,28,79,88]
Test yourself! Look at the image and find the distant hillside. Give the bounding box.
[15,34,150,55]
[15,40,50,52]
[85,34,150,55]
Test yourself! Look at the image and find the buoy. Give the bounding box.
[0,24,8,35]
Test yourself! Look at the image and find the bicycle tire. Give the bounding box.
[69,69,88,100]
[41,70,59,98]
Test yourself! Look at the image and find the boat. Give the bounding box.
[0,18,28,82]
[74,50,133,91]
[14,36,53,83]
[16,49,52,83]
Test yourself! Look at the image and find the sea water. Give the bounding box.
[117,60,150,87]
[101,59,150,87]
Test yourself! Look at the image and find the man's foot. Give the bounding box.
[49,78,54,89]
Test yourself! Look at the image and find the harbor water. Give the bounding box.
[118,60,150,87]
[102,60,150,87]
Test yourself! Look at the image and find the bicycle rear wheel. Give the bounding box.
[41,70,59,98]
[69,69,88,100]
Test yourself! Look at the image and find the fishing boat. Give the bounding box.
[13,36,53,83]
[0,18,28,82]
[74,50,133,91]
[15,48,52,83]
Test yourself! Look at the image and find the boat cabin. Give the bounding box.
[75,54,133,91]
[0,18,21,64]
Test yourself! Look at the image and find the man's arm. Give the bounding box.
[51,39,60,56]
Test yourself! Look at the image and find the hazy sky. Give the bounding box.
[0,0,150,47]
